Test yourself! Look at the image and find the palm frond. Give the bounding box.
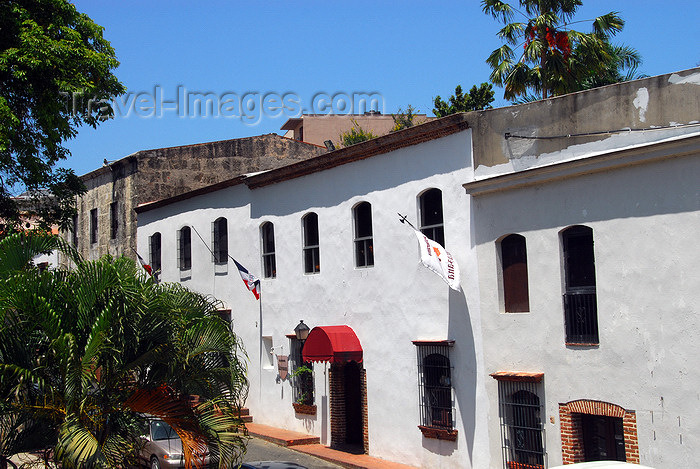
[498,22,525,44]
[55,416,103,468]
[0,231,80,275]
[482,0,516,23]
[592,11,624,38]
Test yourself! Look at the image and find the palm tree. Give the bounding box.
[0,231,248,468]
[578,44,646,90]
[482,0,628,100]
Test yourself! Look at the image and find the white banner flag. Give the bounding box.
[413,229,461,291]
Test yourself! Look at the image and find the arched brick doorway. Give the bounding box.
[559,399,639,464]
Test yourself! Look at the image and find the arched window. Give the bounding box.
[261,222,276,278]
[419,188,445,246]
[499,234,529,312]
[302,213,320,274]
[353,202,374,268]
[177,226,191,271]
[212,217,228,265]
[149,232,161,274]
[561,225,598,344]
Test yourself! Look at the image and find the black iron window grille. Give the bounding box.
[415,342,454,429]
[562,225,598,344]
[353,202,374,268]
[302,213,320,274]
[498,380,545,469]
[71,215,78,247]
[261,222,276,278]
[419,188,445,246]
[110,201,118,239]
[89,208,98,244]
[177,226,192,271]
[149,232,161,274]
[290,337,314,405]
[212,217,228,265]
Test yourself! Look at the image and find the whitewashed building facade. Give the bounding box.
[136,68,700,468]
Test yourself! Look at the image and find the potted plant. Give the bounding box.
[291,365,316,415]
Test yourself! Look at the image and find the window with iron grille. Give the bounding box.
[419,188,445,247]
[289,337,314,405]
[261,222,276,278]
[89,208,98,244]
[212,217,228,265]
[302,213,320,274]
[562,225,598,344]
[110,201,118,240]
[415,341,454,429]
[497,379,545,469]
[71,215,78,247]
[499,234,530,313]
[353,202,374,268]
[177,226,192,271]
[149,232,161,275]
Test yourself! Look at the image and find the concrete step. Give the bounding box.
[239,407,253,423]
[245,422,320,447]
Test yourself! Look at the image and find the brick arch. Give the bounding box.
[563,399,626,418]
[559,399,639,464]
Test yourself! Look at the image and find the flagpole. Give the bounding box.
[398,212,418,230]
[258,281,263,400]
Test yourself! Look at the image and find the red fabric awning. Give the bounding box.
[302,325,363,364]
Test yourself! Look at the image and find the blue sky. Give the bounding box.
[64,0,700,176]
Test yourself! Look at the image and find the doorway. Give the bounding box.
[581,414,626,462]
[329,361,367,453]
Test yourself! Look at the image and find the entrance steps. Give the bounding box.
[238,407,253,423]
[244,422,418,469]
[245,422,320,446]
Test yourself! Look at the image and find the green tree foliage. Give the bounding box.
[579,44,646,90]
[0,0,125,232]
[433,83,496,117]
[391,105,421,132]
[339,120,378,147]
[0,232,248,468]
[482,0,638,101]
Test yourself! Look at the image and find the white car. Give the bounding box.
[139,418,212,469]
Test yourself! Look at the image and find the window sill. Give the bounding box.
[506,462,544,469]
[418,425,458,441]
[292,403,317,415]
[565,342,599,347]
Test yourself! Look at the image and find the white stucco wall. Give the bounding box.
[472,146,700,468]
[137,130,491,468]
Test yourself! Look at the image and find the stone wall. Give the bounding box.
[66,134,324,262]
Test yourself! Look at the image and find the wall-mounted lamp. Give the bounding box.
[294,319,310,341]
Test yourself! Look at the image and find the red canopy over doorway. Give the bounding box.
[302,325,363,364]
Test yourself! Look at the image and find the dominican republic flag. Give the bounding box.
[233,259,260,300]
[133,250,153,276]
[413,229,461,291]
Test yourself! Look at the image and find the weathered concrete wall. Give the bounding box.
[469,67,700,174]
